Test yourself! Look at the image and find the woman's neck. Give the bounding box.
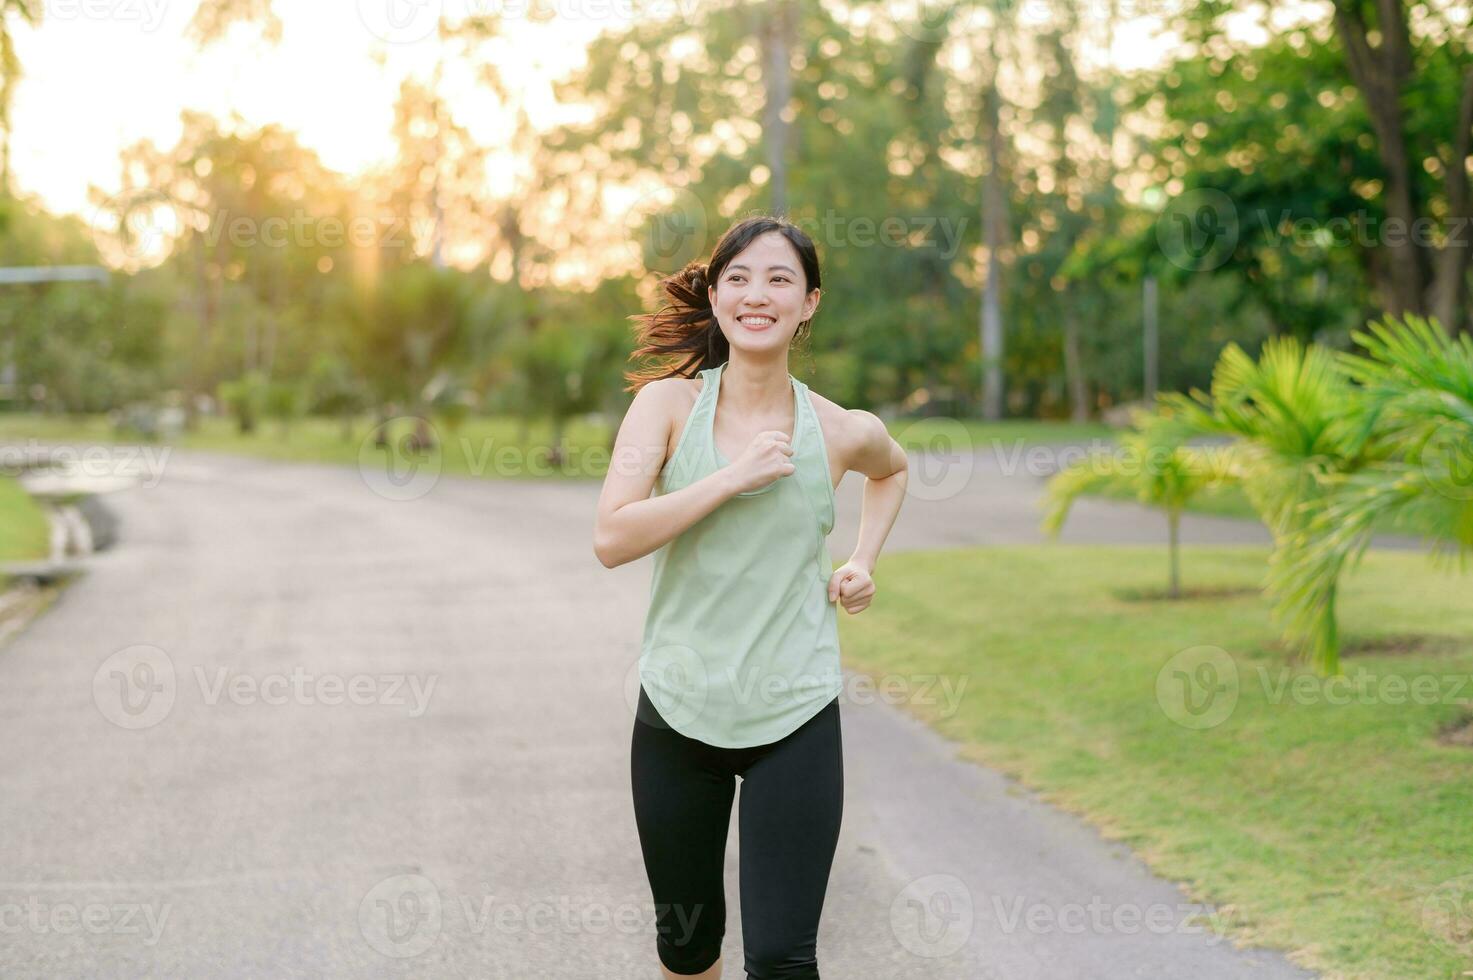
[721,357,792,415]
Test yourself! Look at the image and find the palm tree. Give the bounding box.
[1157,336,1386,673]
[1043,409,1231,598]
[1273,314,1473,670]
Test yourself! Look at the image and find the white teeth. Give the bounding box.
[740,316,775,325]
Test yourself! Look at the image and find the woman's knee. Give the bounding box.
[742,949,824,978]
[656,899,724,975]
[742,940,820,979]
[658,934,723,976]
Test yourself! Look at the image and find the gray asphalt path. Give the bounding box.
[0,442,1333,978]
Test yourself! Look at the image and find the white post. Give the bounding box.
[1143,274,1158,404]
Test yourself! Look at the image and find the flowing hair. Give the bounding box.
[623,213,822,392]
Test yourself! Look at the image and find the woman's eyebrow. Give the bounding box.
[728,263,797,275]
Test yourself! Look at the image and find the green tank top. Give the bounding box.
[638,359,843,748]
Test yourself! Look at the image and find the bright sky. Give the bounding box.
[9,0,620,220]
[8,1,1311,234]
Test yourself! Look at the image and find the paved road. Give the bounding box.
[0,442,1337,978]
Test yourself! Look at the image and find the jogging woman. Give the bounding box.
[594,214,909,979]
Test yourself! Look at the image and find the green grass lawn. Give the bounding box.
[0,476,53,590]
[0,412,1120,480]
[0,413,619,480]
[1084,479,1261,521]
[887,416,1117,452]
[839,543,1473,980]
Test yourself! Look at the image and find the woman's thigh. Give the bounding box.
[736,698,844,979]
[630,687,737,974]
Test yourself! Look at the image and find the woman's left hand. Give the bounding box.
[827,561,875,615]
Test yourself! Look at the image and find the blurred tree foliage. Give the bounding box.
[0,0,1466,431]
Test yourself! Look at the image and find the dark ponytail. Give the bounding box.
[622,260,729,392]
[623,213,822,393]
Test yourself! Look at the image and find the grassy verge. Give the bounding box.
[838,543,1473,980]
[885,416,1117,452]
[0,413,616,480]
[0,476,53,590]
[1082,480,1261,522]
[0,412,1121,481]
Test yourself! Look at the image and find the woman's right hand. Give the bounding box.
[725,429,796,494]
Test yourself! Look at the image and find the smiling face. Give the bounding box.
[708,230,820,353]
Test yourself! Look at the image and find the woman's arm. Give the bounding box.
[845,410,908,575]
[593,380,741,569]
[826,410,908,614]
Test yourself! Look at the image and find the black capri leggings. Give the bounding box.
[630,684,844,979]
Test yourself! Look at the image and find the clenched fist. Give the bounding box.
[725,429,796,494]
[827,561,875,615]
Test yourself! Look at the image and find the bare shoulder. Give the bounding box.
[804,388,855,455]
[641,374,703,462]
[635,374,702,415]
[805,389,904,480]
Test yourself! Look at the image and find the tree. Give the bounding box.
[543,1,977,411]
[761,0,796,215]
[1151,2,1472,335]
[1159,336,1386,672]
[1274,313,1473,670]
[89,112,360,431]
[977,2,1013,420]
[1043,409,1230,598]
[1331,0,1471,331]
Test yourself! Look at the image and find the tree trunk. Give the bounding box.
[187,232,217,433]
[762,0,794,216]
[979,60,1006,421]
[1431,69,1473,335]
[1337,0,1437,316]
[1167,507,1181,599]
[1063,318,1087,422]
